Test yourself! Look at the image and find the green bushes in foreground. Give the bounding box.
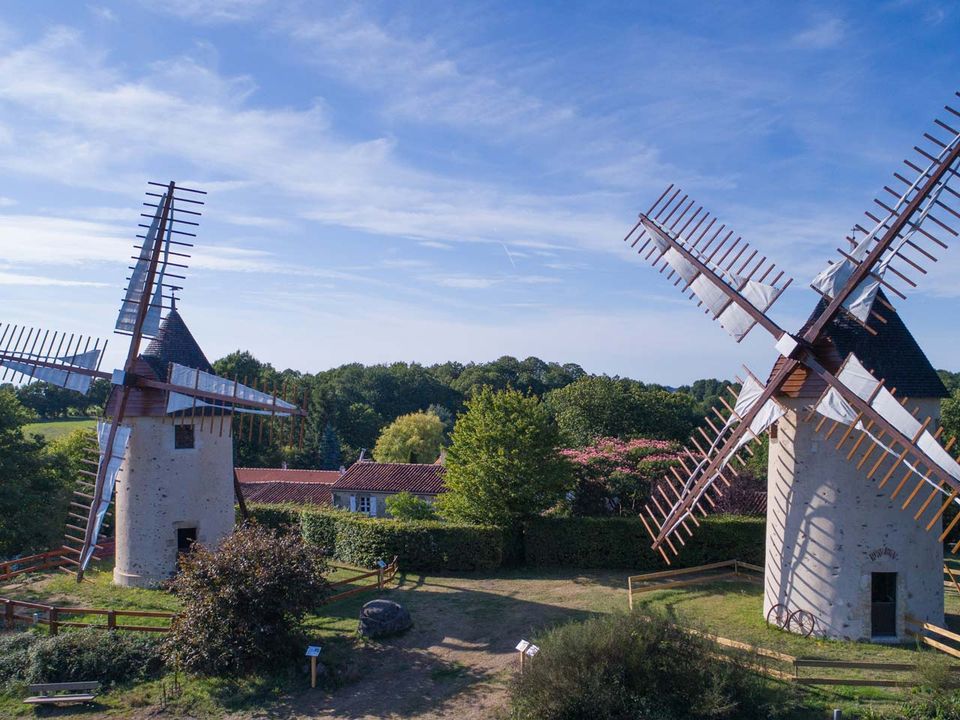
[0,629,162,688]
[510,612,798,720]
[524,515,765,569]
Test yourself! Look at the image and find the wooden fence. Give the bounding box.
[1,597,174,634]
[627,559,763,609]
[0,549,71,582]
[322,557,399,605]
[0,556,400,635]
[907,614,960,660]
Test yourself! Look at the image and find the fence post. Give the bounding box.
[377,568,383,591]
[108,611,116,630]
[628,577,633,610]
[49,608,59,636]
[3,600,11,629]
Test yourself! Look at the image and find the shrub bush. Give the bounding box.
[0,629,163,688]
[164,523,329,677]
[510,611,795,720]
[524,515,764,569]
[244,503,302,530]
[330,515,503,571]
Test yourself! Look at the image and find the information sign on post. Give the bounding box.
[305,646,322,688]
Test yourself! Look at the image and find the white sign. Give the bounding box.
[515,640,530,652]
[524,644,540,657]
[305,646,322,657]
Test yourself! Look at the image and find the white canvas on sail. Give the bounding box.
[166,363,298,415]
[116,196,172,338]
[80,421,131,571]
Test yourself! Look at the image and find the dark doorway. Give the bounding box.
[871,572,897,637]
[177,527,197,555]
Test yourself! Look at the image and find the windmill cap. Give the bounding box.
[141,309,213,379]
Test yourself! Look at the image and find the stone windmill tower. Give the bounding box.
[622,92,960,641]
[0,181,306,586]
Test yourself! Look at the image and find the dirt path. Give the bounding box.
[241,570,626,719]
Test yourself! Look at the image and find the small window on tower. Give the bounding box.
[174,424,195,449]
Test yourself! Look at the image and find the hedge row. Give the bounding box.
[247,504,503,572]
[245,504,764,573]
[524,515,765,570]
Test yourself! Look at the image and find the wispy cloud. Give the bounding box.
[791,17,846,49]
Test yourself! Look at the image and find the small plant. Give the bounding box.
[164,522,330,677]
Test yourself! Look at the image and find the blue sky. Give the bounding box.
[0,1,958,385]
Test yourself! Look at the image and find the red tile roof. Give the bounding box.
[332,462,446,495]
[235,468,342,484]
[239,480,332,506]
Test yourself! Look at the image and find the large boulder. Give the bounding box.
[357,599,412,638]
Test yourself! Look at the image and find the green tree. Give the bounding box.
[384,491,437,520]
[319,422,343,470]
[942,390,960,458]
[546,376,697,444]
[437,387,572,527]
[0,389,73,556]
[373,411,445,464]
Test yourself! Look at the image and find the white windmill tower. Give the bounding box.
[623,92,960,641]
[0,181,306,586]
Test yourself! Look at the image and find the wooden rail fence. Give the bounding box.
[907,614,960,660]
[627,559,763,609]
[1,597,174,634]
[0,556,400,634]
[323,557,399,605]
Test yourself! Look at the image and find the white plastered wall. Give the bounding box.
[764,397,944,640]
[113,416,235,588]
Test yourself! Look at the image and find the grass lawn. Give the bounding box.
[0,564,955,718]
[22,416,96,441]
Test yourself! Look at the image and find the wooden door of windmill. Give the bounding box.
[871,572,897,637]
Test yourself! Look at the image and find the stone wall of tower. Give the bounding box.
[113,416,234,588]
[764,397,944,640]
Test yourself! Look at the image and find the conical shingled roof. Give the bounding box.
[140,309,213,380]
[769,292,947,399]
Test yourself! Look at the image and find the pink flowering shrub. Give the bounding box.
[560,437,682,516]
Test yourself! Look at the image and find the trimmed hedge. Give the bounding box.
[243,503,302,530]
[524,515,764,570]
[243,503,764,573]
[301,507,350,554]
[327,515,503,571]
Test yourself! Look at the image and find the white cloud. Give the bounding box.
[0,196,16,207]
[0,271,108,287]
[791,17,846,49]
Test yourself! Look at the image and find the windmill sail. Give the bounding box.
[0,323,106,393]
[624,187,793,344]
[811,98,960,325]
[164,363,300,416]
[117,193,175,338]
[641,373,785,559]
[77,421,131,571]
[812,354,960,523]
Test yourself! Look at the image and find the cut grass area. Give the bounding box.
[22,416,96,441]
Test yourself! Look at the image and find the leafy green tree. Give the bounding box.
[373,411,445,464]
[546,376,697,444]
[0,390,73,556]
[165,523,329,677]
[942,390,960,458]
[384,491,437,520]
[427,403,455,440]
[319,422,342,470]
[437,387,572,527]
